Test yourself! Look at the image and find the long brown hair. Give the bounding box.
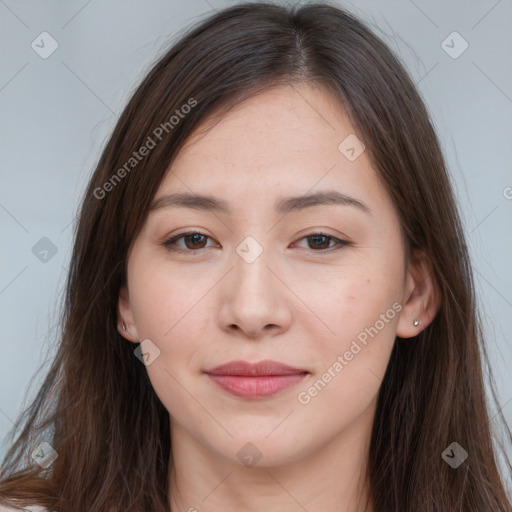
[1,2,510,511]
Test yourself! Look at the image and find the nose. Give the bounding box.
[217,248,293,340]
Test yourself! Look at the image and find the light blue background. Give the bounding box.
[1,0,511,488]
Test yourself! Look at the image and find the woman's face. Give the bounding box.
[118,83,430,467]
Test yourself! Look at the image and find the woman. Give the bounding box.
[1,2,510,511]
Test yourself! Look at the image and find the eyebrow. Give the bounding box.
[148,190,372,216]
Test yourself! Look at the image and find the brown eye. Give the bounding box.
[295,233,350,253]
[306,234,332,250]
[163,232,214,253]
[182,233,208,249]
[163,231,350,255]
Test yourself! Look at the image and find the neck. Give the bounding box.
[168,397,376,512]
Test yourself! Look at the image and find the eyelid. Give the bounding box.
[162,230,351,254]
[162,230,217,253]
[292,232,350,252]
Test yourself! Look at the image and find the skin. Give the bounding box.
[117,83,440,512]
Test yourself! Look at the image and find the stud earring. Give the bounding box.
[121,321,127,331]
[413,319,421,327]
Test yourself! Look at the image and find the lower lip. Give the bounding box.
[207,373,307,399]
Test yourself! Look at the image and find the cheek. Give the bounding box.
[128,263,209,412]
[300,264,400,339]
[294,257,402,393]
[295,275,399,420]
[128,252,209,340]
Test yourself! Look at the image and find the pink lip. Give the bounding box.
[207,360,307,376]
[205,360,308,399]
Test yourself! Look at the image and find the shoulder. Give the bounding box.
[0,505,49,512]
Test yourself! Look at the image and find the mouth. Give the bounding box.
[204,360,309,399]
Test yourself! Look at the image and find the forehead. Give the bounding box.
[176,84,353,167]
[154,83,387,214]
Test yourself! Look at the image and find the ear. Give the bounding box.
[117,284,140,343]
[396,249,441,338]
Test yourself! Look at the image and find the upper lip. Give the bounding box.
[205,360,308,376]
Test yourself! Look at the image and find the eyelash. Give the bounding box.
[162,231,351,255]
